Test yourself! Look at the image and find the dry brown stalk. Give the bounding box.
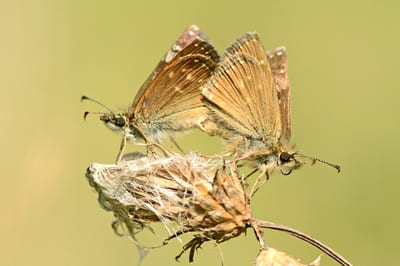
[251,219,352,266]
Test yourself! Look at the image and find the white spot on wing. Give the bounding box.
[165,51,176,63]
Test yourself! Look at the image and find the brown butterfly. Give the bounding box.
[83,25,219,161]
[202,33,339,178]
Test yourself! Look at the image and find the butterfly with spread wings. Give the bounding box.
[83,25,219,161]
[202,33,339,178]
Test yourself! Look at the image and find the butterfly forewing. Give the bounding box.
[132,25,206,107]
[223,33,267,68]
[204,55,265,137]
[267,47,291,140]
[132,25,219,132]
[203,33,281,143]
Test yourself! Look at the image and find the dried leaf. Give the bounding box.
[254,248,322,266]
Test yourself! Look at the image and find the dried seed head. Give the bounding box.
[85,151,251,260]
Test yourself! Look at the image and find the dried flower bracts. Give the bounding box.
[86,151,251,261]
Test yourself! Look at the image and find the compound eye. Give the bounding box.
[115,116,125,127]
[280,152,291,162]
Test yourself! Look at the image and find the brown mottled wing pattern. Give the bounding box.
[132,25,219,131]
[267,47,291,140]
[202,33,281,142]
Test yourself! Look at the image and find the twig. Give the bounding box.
[251,219,352,266]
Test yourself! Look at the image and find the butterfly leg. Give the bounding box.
[202,148,234,159]
[244,168,258,180]
[169,135,184,153]
[243,137,250,153]
[116,128,128,163]
[250,165,268,198]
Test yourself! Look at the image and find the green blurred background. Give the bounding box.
[3,0,399,265]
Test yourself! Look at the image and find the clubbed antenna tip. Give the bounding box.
[81,95,90,102]
[298,153,341,173]
[83,111,90,120]
[80,95,114,114]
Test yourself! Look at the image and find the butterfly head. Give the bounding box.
[81,95,135,134]
[277,151,304,175]
[274,143,341,174]
[100,112,131,132]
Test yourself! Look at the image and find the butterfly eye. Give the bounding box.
[115,116,126,127]
[280,152,291,162]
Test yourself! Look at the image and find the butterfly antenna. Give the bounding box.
[83,111,107,120]
[297,153,341,173]
[81,95,115,114]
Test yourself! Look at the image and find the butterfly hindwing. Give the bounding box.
[267,47,291,140]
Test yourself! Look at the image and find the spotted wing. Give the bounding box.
[266,47,291,140]
[202,33,281,142]
[132,25,219,132]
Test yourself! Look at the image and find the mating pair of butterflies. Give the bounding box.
[83,25,340,176]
